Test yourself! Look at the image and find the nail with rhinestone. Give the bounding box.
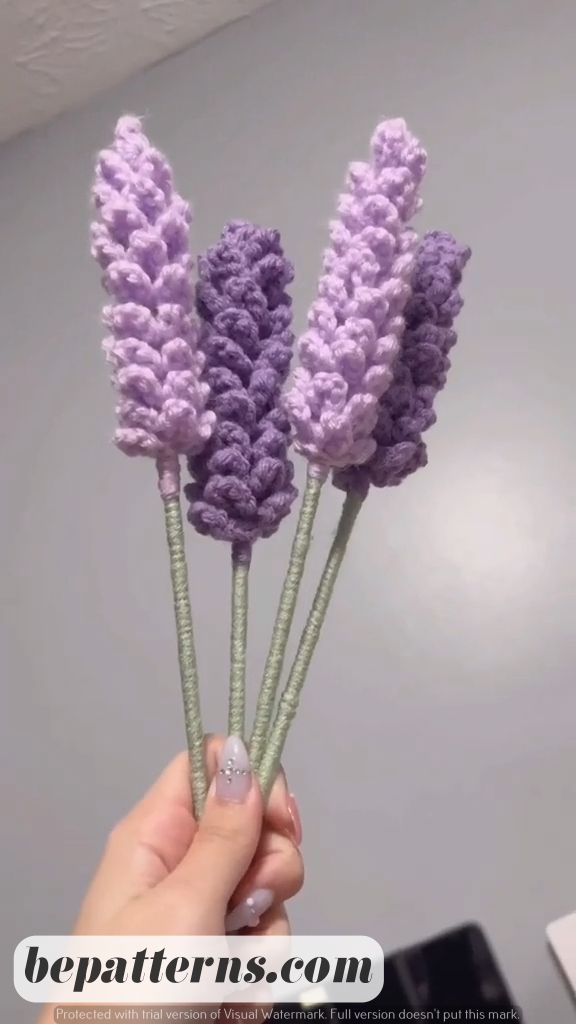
[215,735,252,804]
[225,888,274,932]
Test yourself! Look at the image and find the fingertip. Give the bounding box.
[265,767,293,836]
[203,733,223,779]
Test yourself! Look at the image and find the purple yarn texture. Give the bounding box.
[186,221,297,546]
[285,118,427,471]
[334,230,471,497]
[91,115,214,458]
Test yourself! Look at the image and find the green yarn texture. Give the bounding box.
[258,490,364,796]
[249,469,325,767]
[163,496,207,815]
[229,545,250,737]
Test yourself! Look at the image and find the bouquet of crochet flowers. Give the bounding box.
[91,115,470,815]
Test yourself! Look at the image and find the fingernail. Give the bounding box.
[225,888,274,932]
[287,793,303,846]
[215,735,252,804]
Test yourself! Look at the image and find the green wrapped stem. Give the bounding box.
[249,466,326,767]
[163,494,207,815]
[230,542,251,737]
[258,489,364,796]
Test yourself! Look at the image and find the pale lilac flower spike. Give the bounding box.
[285,118,427,473]
[251,120,427,776]
[91,115,214,475]
[91,116,213,814]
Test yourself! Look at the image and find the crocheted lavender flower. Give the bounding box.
[186,221,297,546]
[284,118,427,472]
[334,230,471,497]
[91,115,214,458]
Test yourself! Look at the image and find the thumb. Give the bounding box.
[169,736,262,913]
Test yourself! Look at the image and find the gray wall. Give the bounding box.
[1,0,575,1018]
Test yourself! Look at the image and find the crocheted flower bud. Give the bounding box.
[91,115,214,458]
[186,221,297,546]
[284,118,427,471]
[334,230,471,497]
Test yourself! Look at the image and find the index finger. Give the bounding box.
[125,735,223,828]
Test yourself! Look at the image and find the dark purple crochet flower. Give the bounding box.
[334,230,471,497]
[185,221,297,547]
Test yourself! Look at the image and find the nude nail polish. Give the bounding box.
[215,735,252,803]
[287,793,303,846]
[225,888,274,932]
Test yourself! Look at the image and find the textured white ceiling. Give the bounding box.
[0,0,274,143]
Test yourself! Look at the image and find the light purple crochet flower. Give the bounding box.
[91,115,214,460]
[284,118,427,472]
[186,221,297,547]
[334,230,471,497]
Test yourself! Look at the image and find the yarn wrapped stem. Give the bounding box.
[249,465,326,766]
[258,487,364,796]
[158,454,207,815]
[230,542,251,737]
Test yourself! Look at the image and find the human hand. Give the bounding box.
[38,735,303,1021]
[75,734,303,936]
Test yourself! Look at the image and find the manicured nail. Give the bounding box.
[215,735,252,804]
[225,888,274,932]
[287,793,303,846]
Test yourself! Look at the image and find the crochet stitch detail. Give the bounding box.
[186,221,297,545]
[334,230,471,496]
[284,118,427,470]
[91,115,214,457]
